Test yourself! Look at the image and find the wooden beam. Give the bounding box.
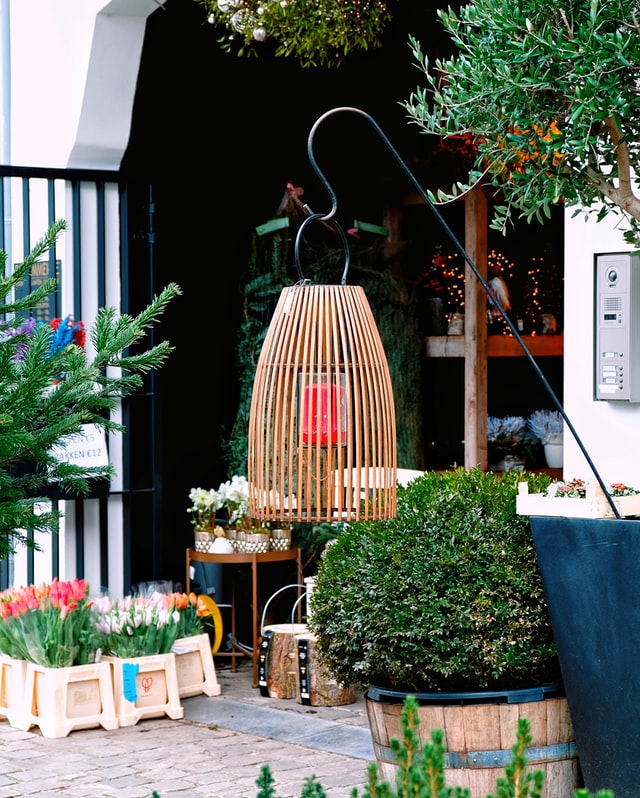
[425,334,564,358]
[463,186,488,470]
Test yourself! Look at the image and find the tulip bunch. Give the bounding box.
[94,591,205,658]
[173,591,207,639]
[0,577,99,667]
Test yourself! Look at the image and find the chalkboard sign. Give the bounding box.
[13,258,61,323]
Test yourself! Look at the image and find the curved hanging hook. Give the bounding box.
[302,105,618,516]
[294,213,351,284]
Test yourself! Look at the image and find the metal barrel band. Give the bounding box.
[258,628,275,697]
[374,741,577,770]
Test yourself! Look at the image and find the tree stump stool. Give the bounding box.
[258,623,308,699]
[295,632,356,707]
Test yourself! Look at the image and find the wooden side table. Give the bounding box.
[185,547,303,687]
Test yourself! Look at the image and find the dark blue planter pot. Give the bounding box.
[531,515,640,798]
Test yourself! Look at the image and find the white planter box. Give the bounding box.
[173,634,221,698]
[517,482,640,519]
[102,653,183,727]
[0,655,28,729]
[18,660,118,738]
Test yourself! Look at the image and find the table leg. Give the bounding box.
[251,555,259,687]
[230,569,238,672]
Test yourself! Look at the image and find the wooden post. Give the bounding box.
[464,186,488,470]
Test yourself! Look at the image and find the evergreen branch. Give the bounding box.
[0,223,180,558]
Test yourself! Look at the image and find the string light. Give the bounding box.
[424,248,560,335]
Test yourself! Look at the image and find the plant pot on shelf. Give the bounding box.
[365,683,578,796]
[542,434,564,468]
[490,453,526,472]
[270,527,291,551]
[530,515,640,798]
[194,523,226,553]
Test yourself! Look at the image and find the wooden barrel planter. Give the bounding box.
[365,683,581,798]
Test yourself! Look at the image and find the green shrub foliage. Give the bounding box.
[308,467,558,692]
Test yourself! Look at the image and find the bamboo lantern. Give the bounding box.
[247,282,397,523]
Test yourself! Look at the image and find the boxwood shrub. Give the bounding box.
[308,467,559,692]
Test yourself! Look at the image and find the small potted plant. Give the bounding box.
[528,409,564,468]
[307,467,580,793]
[188,474,253,552]
[487,415,539,471]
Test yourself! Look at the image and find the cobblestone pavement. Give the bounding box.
[0,659,375,798]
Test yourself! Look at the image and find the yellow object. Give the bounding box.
[198,594,223,655]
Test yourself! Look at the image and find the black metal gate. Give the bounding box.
[0,165,160,594]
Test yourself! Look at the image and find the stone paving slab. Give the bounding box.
[0,659,375,798]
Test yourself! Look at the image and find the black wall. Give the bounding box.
[121,0,448,586]
[121,0,562,587]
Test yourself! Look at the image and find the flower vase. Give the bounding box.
[102,653,183,727]
[172,633,221,698]
[17,660,119,738]
[491,454,526,472]
[194,523,219,553]
[543,433,564,468]
[0,654,28,729]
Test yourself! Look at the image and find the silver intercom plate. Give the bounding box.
[595,252,640,401]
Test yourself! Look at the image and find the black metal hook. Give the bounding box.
[301,105,619,517]
[293,213,350,285]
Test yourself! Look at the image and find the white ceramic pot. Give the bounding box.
[211,536,234,553]
[543,434,563,468]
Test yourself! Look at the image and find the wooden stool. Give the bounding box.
[259,623,309,698]
[295,632,356,707]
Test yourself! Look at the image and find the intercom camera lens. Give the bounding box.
[607,268,618,283]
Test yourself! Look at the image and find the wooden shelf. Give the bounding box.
[385,185,564,471]
[426,334,563,358]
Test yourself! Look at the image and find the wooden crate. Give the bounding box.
[517,482,640,519]
[0,655,28,729]
[173,634,221,698]
[19,661,118,738]
[103,653,183,727]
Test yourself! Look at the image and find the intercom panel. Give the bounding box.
[595,252,640,401]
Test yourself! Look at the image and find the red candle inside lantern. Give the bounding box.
[302,382,346,445]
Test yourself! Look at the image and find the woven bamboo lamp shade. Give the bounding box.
[247,282,397,523]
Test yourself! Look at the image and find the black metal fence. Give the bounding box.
[0,165,159,594]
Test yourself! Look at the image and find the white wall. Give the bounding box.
[563,207,637,486]
[8,0,158,169]
[4,0,158,593]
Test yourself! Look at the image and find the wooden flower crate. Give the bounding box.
[19,660,119,738]
[102,652,183,727]
[0,654,28,729]
[173,633,221,698]
[517,482,640,519]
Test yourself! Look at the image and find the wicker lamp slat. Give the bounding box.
[248,283,397,522]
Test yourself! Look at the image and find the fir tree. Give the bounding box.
[0,220,181,560]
